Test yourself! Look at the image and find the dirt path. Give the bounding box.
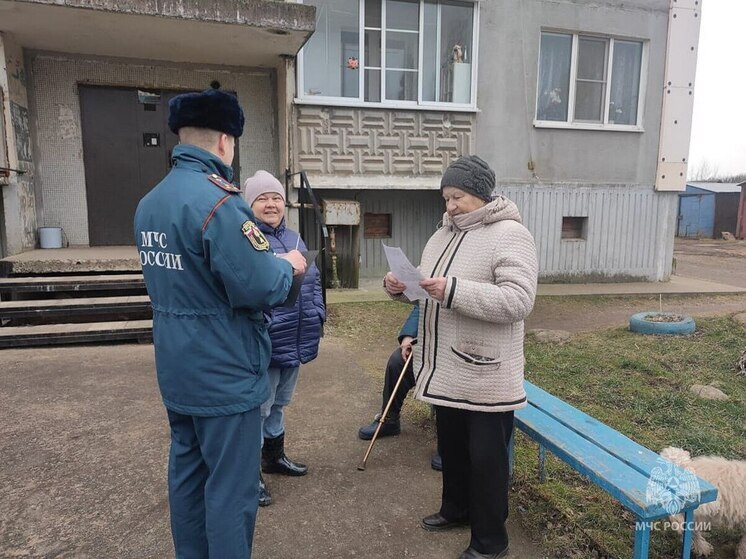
[253,337,542,559]
[0,340,544,559]
[1,279,743,557]
[674,238,746,289]
[527,293,746,333]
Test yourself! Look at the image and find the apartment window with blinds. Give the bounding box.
[299,0,478,109]
[536,31,647,130]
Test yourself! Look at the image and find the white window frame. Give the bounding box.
[296,0,480,112]
[534,30,649,132]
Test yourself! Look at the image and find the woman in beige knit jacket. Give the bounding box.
[384,155,538,559]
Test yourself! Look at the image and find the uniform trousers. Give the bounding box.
[435,406,514,554]
[167,407,261,559]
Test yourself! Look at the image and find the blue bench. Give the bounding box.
[512,381,718,559]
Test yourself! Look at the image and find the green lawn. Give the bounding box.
[521,316,745,558]
[328,301,746,558]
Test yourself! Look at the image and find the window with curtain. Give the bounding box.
[302,0,360,98]
[300,0,477,108]
[536,31,645,129]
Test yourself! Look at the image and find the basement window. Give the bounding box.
[561,216,587,240]
[364,213,392,238]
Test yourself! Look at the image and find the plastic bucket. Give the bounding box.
[38,227,63,249]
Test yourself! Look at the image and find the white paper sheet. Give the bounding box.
[382,242,429,300]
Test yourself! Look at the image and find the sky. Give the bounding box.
[687,1,746,178]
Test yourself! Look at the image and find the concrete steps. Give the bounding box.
[0,274,152,348]
[0,320,153,349]
[0,274,145,294]
[0,295,151,322]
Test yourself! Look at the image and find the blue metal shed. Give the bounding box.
[677,182,742,238]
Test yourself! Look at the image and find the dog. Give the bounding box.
[660,446,746,558]
[452,44,464,63]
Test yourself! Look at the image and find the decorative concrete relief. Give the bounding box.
[10,102,32,163]
[9,56,27,88]
[17,174,37,249]
[293,105,474,177]
[7,55,28,104]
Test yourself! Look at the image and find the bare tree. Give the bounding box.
[688,159,721,181]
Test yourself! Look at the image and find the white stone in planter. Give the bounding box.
[689,384,729,401]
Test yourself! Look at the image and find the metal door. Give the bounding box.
[677,194,709,238]
[80,86,240,246]
[80,86,171,246]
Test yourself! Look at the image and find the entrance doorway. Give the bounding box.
[79,86,240,246]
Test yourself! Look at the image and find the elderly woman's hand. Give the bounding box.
[419,277,447,302]
[384,272,407,295]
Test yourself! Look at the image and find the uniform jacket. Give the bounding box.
[134,144,293,417]
[258,219,325,368]
[396,197,538,413]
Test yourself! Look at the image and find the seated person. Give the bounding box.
[358,306,441,471]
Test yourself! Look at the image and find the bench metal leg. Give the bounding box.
[681,509,694,559]
[633,518,651,559]
[538,444,546,482]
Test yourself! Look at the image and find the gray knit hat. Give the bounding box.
[243,170,285,207]
[440,155,496,202]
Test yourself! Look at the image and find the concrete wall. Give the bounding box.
[27,52,278,246]
[475,0,674,281]
[9,0,316,33]
[0,32,37,257]
[289,0,678,281]
[476,0,669,184]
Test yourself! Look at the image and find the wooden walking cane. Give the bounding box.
[357,350,414,471]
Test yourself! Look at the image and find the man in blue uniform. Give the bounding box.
[134,85,307,559]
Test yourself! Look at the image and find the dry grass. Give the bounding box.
[328,301,746,558]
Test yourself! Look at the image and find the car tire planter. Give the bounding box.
[629,312,696,335]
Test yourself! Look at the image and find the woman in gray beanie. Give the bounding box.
[384,155,538,559]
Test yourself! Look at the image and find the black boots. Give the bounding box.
[257,434,306,507]
[357,413,401,440]
[258,473,271,507]
[261,433,308,476]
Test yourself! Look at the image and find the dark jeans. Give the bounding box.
[435,405,514,554]
[379,348,415,418]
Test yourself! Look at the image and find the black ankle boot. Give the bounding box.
[258,473,272,507]
[262,433,308,476]
[358,413,401,440]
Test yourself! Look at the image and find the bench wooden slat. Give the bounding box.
[523,382,718,505]
[516,403,668,518]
